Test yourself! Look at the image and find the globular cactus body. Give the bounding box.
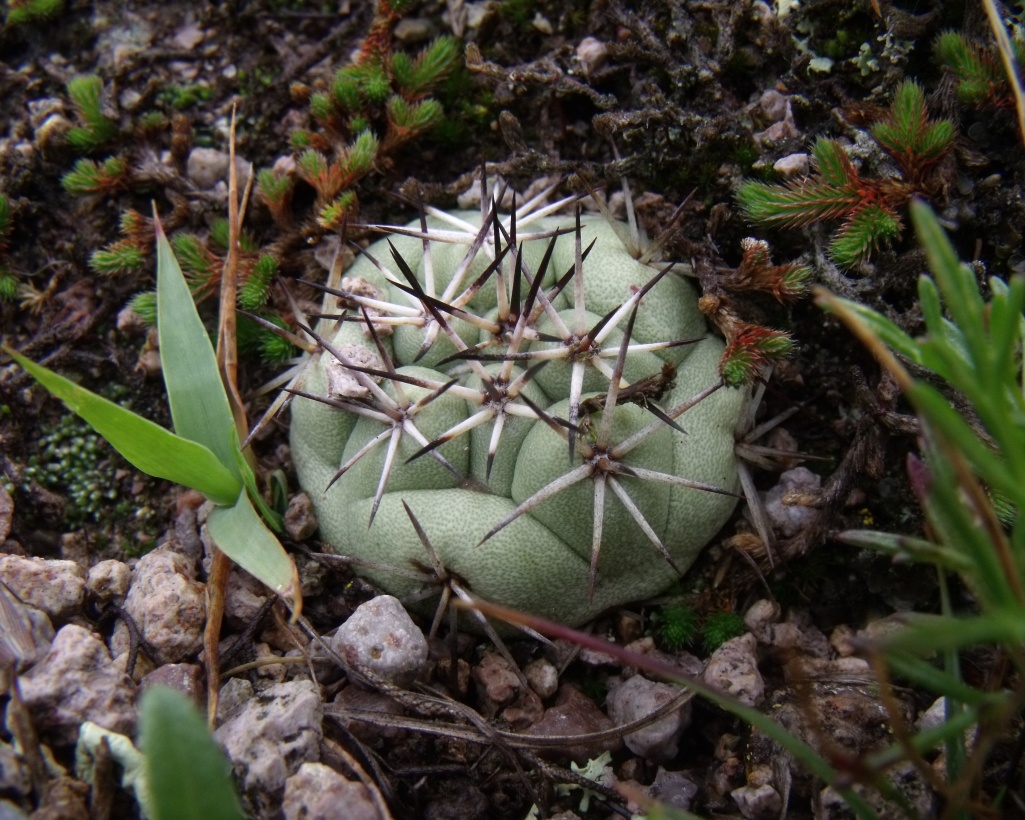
[290,207,749,625]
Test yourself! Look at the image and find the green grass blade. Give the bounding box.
[5,347,242,506]
[207,491,296,595]
[819,295,923,365]
[155,218,241,480]
[141,686,244,820]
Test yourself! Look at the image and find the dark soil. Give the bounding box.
[2,0,1024,818]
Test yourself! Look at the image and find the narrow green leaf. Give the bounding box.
[818,295,923,365]
[207,492,296,595]
[231,436,283,532]
[141,686,244,820]
[4,347,241,506]
[835,529,973,573]
[155,220,242,481]
[873,611,1025,655]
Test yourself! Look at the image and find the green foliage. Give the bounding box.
[655,602,699,651]
[17,413,127,524]
[238,255,278,311]
[5,220,297,597]
[738,81,953,268]
[819,200,1025,814]
[128,290,157,325]
[5,0,63,24]
[701,611,745,653]
[391,36,459,97]
[90,242,146,276]
[158,83,213,110]
[387,96,442,135]
[61,157,129,194]
[257,167,294,206]
[141,687,244,820]
[66,75,118,152]
[0,193,10,236]
[0,271,16,301]
[935,30,1025,109]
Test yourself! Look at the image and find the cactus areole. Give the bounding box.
[290,202,750,625]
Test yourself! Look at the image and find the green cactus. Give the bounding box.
[288,196,751,625]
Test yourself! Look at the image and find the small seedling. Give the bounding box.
[738,81,954,268]
[935,30,1025,111]
[701,610,745,653]
[5,217,298,604]
[655,602,699,651]
[65,75,119,153]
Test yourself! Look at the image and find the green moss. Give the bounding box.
[701,611,745,653]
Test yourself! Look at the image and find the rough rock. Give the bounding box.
[110,545,205,663]
[522,684,621,764]
[524,657,559,700]
[85,559,132,603]
[282,762,381,820]
[333,685,408,745]
[330,596,427,687]
[732,783,784,819]
[215,680,323,816]
[607,675,691,762]
[0,555,85,621]
[186,147,229,190]
[284,492,319,541]
[16,625,135,746]
[140,663,204,706]
[763,467,821,538]
[648,767,700,812]
[216,677,254,724]
[703,634,765,708]
[473,652,521,716]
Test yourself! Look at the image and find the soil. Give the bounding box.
[1,0,1024,818]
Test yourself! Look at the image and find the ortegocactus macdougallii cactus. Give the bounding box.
[288,189,751,626]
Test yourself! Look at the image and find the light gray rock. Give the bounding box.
[648,767,699,812]
[186,147,230,190]
[110,546,206,663]
[702,634,765,708]
[216,677,254,725]
[330,596,427,687]
[732,783,784,819]
[85,559,132,603]
[763,467,821,538]
[524,657,559,700]
[607,675,691,763]
[215,680,323,817]
[282,762,381,820]
[16,625,136,745]
[0,555,85,621]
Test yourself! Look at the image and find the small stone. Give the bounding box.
[732,783,783,819]
[393,17,431,45]
[284,492,319,541]
[0,485,12,542]
[648,767,699,812]
[333,685,408,744]
[86,560,132,603]
[0,556,85,622]
[607,675,691,763]
[743,599,780,638]
[282,762,380,820]
[223,566,269,631]
[702,634,764,708]
[172,22,205,50]
[774,152,810,177]
[140,663,204,707]
[758,89,789,123]
[330,596,427,687]
[473,652,521,715]
[0,741,31,799]
[576,37,608,76]
[186,147,231,190]
[215,680,323,816]
[523,684,621,764]
[532,12,553,34]
[17,624,136,746]
[763,467,821,538]
[110,545,206,664]
[829,624,857,657]
[217,677,254,725]
[524,657,559,700]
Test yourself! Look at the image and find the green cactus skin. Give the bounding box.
[290,208,749,626]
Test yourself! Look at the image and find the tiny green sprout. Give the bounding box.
[90,242,146,277]
[238,255,278,311]
[127,290,157,326]
[701,610,745,653]
[5,218,299,604]
[0,272,18,301]
[386,96,443,137]
[656,602,699,651]
[66,75,118,153]
[391,36,460,97]
[61,157,129,195]
[935,30,1025,110]
[316,190,358,231]
[5,0,63,24]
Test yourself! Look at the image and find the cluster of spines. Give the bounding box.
[288,188,744,598]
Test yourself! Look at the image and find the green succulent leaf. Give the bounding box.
[3,347,242,506]
[141,686,244,820]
